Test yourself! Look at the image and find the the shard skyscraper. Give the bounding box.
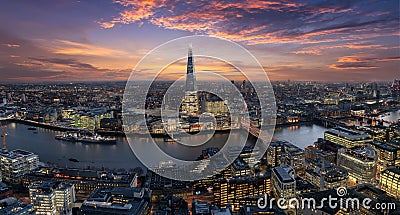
[185,46,196,92]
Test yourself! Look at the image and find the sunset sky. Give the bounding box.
[0,0,399,82]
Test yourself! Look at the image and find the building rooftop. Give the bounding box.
[0,197,35,214]
[0,149,38,160]
[325,127,370,140]
[340,146,377,161]
[300,189,341,214]
[240,205,285,215]
[211,207,232,215]
[295,176,317,193]
[214,170,271,184]
[26,167,136,183]
[349,184,400,214]
[231,157,250,171]
[192,201,211,214]
[273,165,295,183]
[382,166,400,175]
[301,184,400,214]
[371,141,399,152]
[313,159,348,180]
[81,187,150,214]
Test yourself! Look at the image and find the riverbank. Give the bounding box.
[11,119,81,132]
[9,119,127,136]
[8,119,239,137]
[9,118,323,137]
[276,120,320,128]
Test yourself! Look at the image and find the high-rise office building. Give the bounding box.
[324,127,371,148]
[29,181,75,215]
[181,92,201,116]
[380,166,400,200]
[213,171,271,211]
[305,144,336,164]
[305,159,348,191]
[267,141,284,167]
[203,100,229,116]
[284,142,305,176]
[370,141,400,177]
[186,46,196,92]
[0,149,39,184]
[181,46,200,117]
[267,141,305,175]
[271,165,296,200]
[337,146,377,185]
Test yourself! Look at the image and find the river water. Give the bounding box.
[0,121,331,169]
[379,109,400,122]
[5,109,398,170]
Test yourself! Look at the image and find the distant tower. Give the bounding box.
[6,92,11,103]
[181,46,200,116]
[185,46,196,92]
[1,125,7,152]
[22,93,26,103]
[391,79,400,101]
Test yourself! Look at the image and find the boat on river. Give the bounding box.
[163,133,181,143]
[55,132,116,144]
[55,132,79,142]
[79,133,117,144]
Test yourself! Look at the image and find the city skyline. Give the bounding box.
[0,0,399,82]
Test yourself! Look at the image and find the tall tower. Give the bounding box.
[1,125,6,152]
[185,46,196,92]
[391,79,400,101]
[181,46,200,116]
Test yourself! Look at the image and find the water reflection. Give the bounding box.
[8,117,387,169]
[273,124,327,149]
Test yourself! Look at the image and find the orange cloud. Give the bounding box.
[263,66,286,73]
[292,49,322,55]
[13,57,132,81]
[2,43,20,48]
[15,62,43,67]
[329,55,400,70]
[337,56,363,63]
[100,0,166,29]
[99,0,398,48]
[45,39,132,57]
[99,0,301,37]
[328,64,377,70]
[292,42,387,55]
[99,21,115,29]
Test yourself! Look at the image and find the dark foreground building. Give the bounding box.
[80,187,151,215]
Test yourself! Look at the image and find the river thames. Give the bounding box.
[1,122,327,169]
[3,110,398,169]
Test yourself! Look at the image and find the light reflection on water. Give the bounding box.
[4,110,397,169]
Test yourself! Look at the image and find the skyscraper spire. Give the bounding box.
[186,45,196,91]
